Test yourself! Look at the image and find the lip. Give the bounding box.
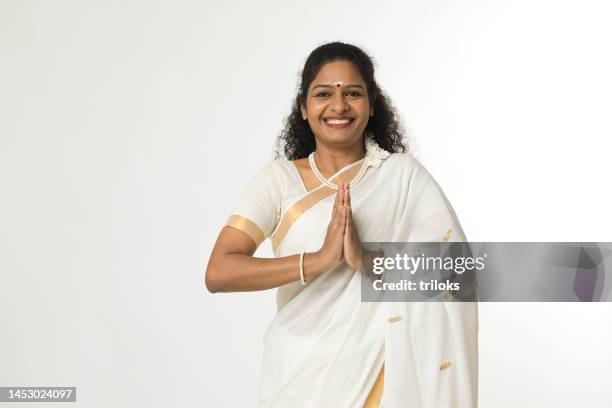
[323,116,354,129]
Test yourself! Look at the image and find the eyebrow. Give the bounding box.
[312,83,365,90]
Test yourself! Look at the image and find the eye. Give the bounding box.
[315,91,331,97]
[346,91,362,97]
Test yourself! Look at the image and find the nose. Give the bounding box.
[331,91,349,113]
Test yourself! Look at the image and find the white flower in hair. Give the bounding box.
[364,132,391,168]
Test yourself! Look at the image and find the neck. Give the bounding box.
[313,138,365,176]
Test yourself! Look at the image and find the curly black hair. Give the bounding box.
[276,42,407,160]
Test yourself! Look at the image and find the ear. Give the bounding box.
[369,96,376,117]
[300,103,307,120]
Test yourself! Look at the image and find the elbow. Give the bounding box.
[204,264,222,294]
[204,264,227,293]
[204,268,221,293]
[205,275,217,294]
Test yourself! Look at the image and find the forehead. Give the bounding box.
[310,60,365,87]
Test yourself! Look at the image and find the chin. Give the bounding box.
[321,130,362,145]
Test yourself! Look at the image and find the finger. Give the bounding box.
[346,205,352,231]
[339,202,347,227]
[346,183,351,207]
[348,206,359,242]
[331,184,341,219]
[342,183,348,226]
[344,205,351,234]
[337,184,347,218]
[334,191,346,228]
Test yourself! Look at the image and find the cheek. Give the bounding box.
[306,102,325,118]
[354,101,371,117]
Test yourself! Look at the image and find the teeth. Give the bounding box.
[326,119,351,125]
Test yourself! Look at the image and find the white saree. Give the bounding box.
[226,137,479,407]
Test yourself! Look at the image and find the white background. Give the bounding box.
[1,0,612,407]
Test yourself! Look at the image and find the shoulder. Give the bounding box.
[252,158,294,178]
[384,151,427,174]
[382,152,440,191]
[245,159,295,196]
[386,151,417,166]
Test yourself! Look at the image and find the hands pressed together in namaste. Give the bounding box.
[317,182,365,272]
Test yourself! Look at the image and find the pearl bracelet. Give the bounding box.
[299,251,306,286]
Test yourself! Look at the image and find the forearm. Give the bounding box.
[206,251,331,293]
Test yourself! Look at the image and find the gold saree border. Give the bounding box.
[270,186,335,251]
[226,214,265,247]
[363,364,384,408]
[270,163,365,251]
[439,361,452,371]
[443,228,452,241]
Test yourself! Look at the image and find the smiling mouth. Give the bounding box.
[324,118,354,128]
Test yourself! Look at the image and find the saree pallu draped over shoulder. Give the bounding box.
[226,138,478,407]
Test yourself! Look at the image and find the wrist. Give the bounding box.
[306,250,333,277]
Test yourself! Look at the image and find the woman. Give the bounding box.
[205,42,478,407]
